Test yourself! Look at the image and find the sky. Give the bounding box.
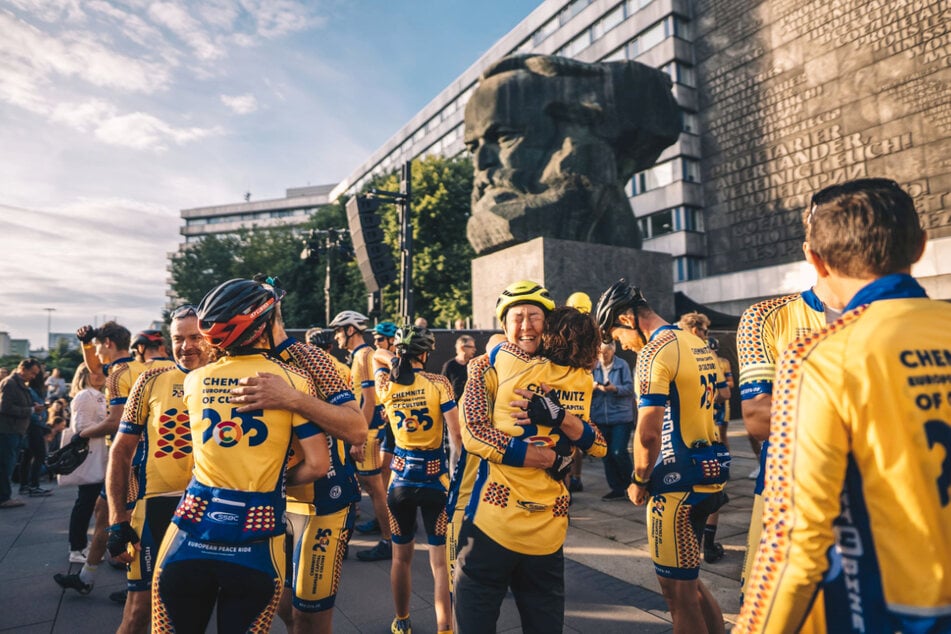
[0,0,540,351]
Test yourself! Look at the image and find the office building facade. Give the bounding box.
[329,0,950,316]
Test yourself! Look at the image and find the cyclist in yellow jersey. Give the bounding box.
[329,310,394,561]
[229,301,363,634]
[678,311,731,565]
[130,329,171,364]
[56,322,174,597]
[736,179,951,634]
[102,306,211,633]
[373,325,460,634]
[151,278,330,634]
[455,285,606,634]
[597,280,730,634]
[374,321,399,520]
[735,199,839,611]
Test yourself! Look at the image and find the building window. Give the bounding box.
[662,61,697,88]
[673,256,706,282]
[638,19,667,53]
[632,158,702,195]
[682,111,700,134]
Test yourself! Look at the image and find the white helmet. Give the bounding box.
[329,310,368,331]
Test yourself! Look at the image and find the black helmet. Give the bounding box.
[394,324,435,358]
[197,278,285,349]
[305,327,335,349]
[707,336,720,352]
[45,436,89,475]
[595,279,648,344]
[132,329,165,349]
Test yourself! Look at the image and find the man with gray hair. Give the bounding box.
[441,335,477,400]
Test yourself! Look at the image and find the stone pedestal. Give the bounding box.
[472,238,673,329]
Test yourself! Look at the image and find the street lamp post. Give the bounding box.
[44,307,55,351]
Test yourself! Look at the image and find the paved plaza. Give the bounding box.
[0,426,755,633]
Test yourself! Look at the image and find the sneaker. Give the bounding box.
[54,572,93,595]
[601,490,627,501]
[748,465,761,480]
[703,542,725,564]
[69,549,88,564]
[391,616,412,633]
[0,499,26,508]
[356,539,392,562]
[28,486,52,497]
[355,518,380,534]
[568,478,583,493]
[18,485,30,495]
[109,590,128,604]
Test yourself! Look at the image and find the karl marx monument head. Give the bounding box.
[464,54,682,255]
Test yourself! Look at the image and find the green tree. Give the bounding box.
[45,340,83,383]
[367,155,474,326]
[168,206,366,329]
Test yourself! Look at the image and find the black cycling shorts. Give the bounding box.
[387,485,448,546]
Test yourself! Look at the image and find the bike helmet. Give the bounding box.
[132,329,165,349]
[197,278,285,349]
[707,336,720,352]
[495,280,555,323]
[329,310,368,331]
[374,321,398,338]
[595,279,649,344]
[305,327,335,350]
[394,324,436,358]
[45,436,89,475]
[565,291,592,314]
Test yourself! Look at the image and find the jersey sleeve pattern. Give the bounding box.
[425,372,457,412]
[636,330,677,408]
[106,363,130,407]
[286,340,355,406]
[461,353,526,467]
[119,365,170,435]
[736,308,865,633]
[737,295,797,400]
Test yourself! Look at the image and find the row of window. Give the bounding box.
[674,256,706,282]
[627,157,701,196]
[557,9,690,59]
[638,205,704,239]
[187,207,314,227]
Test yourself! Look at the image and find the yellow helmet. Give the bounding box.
[565,291,592,314]
[495,280,555,323]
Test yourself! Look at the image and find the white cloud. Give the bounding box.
[241,0,326,38]
[148,1,225,61]
[220,93,258,114]
[0,199,183,348]
[95,111,223,150]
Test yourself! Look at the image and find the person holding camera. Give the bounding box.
[591,341,635,501]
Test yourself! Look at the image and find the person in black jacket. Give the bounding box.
[0,358,44,508]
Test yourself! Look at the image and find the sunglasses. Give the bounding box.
[373,336,387,342]
[171,304,197,319]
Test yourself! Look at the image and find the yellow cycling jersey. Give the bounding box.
[636,326,726,493]
[463,342,605,555]
[118,364,193,501]
[737,277,951,634]
[376,369,454,453]
[349,344,384,429]
[105,357,176,409]
[183,353,321,493]
[737,290,825,400]
[376,367,455,490]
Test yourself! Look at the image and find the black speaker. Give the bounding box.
[347,195,397,292]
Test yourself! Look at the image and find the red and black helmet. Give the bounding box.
[196,278,285,350]
[131,330,165,349]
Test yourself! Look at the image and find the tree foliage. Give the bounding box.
[168,203,365,329]
[368,155,474,327]
[168,154,474,330]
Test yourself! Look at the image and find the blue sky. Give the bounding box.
[0,0,540,351]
